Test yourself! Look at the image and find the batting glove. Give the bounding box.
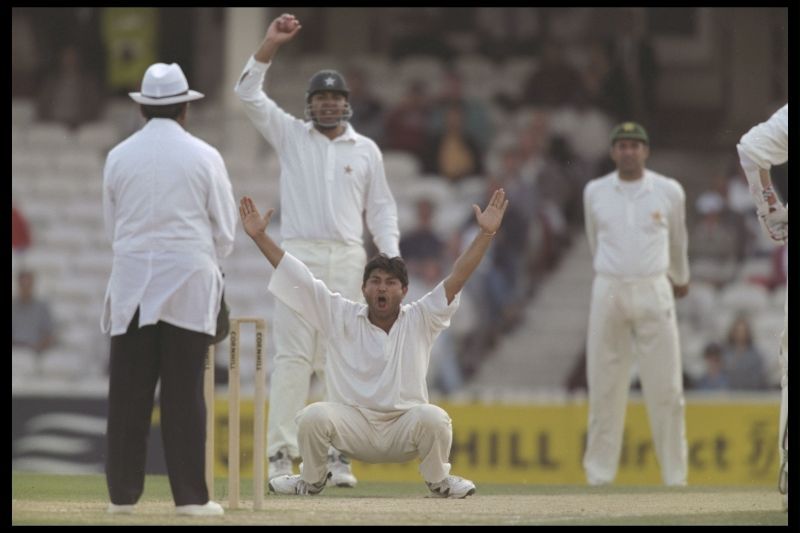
[756,190,788,243]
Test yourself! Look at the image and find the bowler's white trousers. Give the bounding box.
[296,402,454,485]
[267,239,366,458]
[583,274,688,486]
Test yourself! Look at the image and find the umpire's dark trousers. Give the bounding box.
[106,308,212,506]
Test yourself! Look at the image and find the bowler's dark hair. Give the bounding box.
[362,254,408,288]
[141,102,187,121]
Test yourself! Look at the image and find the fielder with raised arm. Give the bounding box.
[736,103,788,512]
[238,189,508,498]
[234,13,400,487]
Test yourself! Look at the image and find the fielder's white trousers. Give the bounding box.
[296,402,454,485]
[267,240,366,458]
[583,274,688,486]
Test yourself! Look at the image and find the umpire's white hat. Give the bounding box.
[129,63,204,105]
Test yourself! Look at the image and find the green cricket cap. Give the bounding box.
[610,122,649,145]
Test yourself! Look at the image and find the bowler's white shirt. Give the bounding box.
[737,104,788,169]
[584,170,690,285]
[235,56,400,257]
[102,118,237,336]
[268,253,460,412]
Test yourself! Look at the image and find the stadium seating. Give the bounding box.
[12,98,36,125]
[718,281,770,315]
[11,47,786,396]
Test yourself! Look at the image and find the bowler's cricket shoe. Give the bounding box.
[269,474,327,496]
[268,447,294,481]
[426,475,476,499]
[328,452,358,487]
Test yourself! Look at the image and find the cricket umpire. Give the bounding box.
[582,122,690,486]
[101,63,236,516]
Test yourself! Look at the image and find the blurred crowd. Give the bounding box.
[12,8,787,394]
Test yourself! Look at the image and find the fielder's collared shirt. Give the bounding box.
[584,169,690,285]
[101,118,237,336]
[737,104,788,169]
[268,253,460,412]
[234,56,400,257]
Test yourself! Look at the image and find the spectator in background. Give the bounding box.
[423,105,484,182]
[582,41,633,122]
[400,198,444,270]
[429,69,492,153]
[688,191,740,289]
[694,342,728,391]
[725,163,761,258]
[492,144,537,210]
[475,7,541,60]
[453,181,527,353]
[37,44,103,130]
[516,110,551,188]
[746,244,788,292]
[722,314,767,391]
[12,9,40,97]
[385,80,432,166]
[482,180,528,333]
[521,40,584,109]
[12,270,56,372]
[388,9,454,62]
[12,202,32,252]
[491,144,548,286]
[539,135,587,232]
[345,66,385,147]
[405,257,464,395]
[549,89,615,180]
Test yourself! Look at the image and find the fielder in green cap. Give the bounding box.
[610,121,649,145]
[582,117,691,488]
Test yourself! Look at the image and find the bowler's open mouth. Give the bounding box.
[377,296,387,308]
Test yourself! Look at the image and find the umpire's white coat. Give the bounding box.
[101,118,236,337]
[582,170,690,486]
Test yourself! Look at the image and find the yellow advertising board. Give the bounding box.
[208,398,779,486]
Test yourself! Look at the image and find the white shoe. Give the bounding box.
[107,503,135,514]
[426,475,476,499]
[175,500,224,516]
[268,447,294,481]
[328,452,358,488]
[268,474,326,496]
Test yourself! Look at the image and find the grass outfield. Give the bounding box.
[11,472,787,525]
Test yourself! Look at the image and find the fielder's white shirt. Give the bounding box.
[101,118,237,336]
[268,253,460,412]
[737,104,788,170]
[235,56,400,257]
[584,170,690,285]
